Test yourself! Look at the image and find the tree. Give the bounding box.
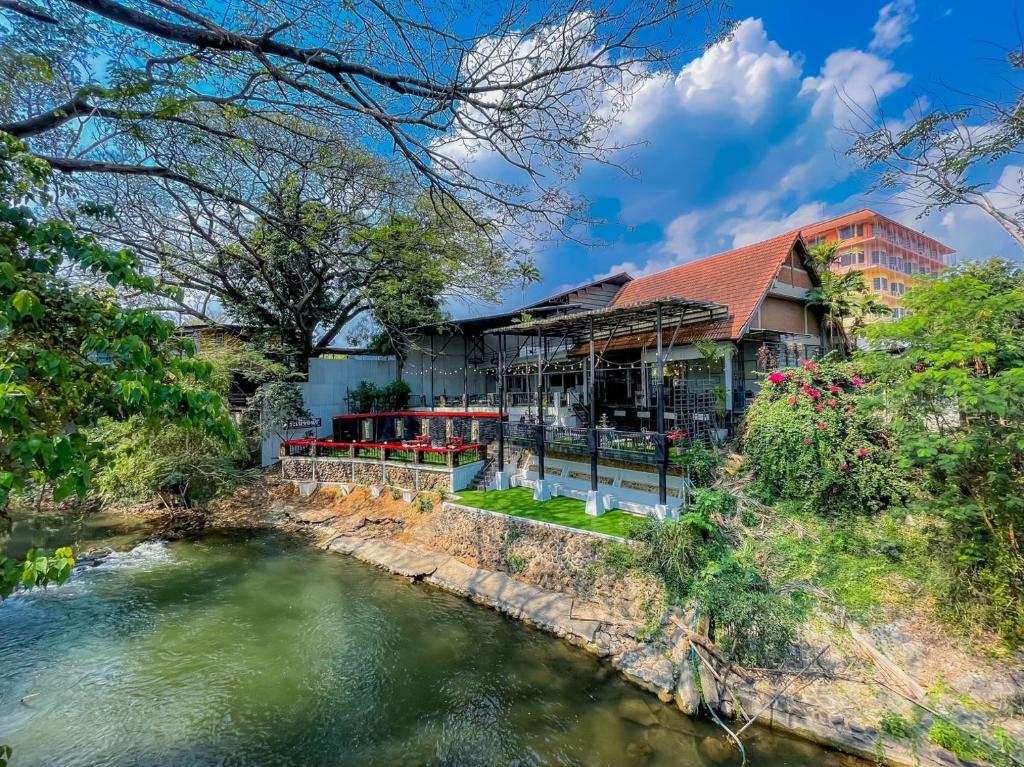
[806,241,889,353]
[515,259,542,308]
[845,47,1024,249]
[864,259,1024,644]
[0,0,730,235]
[0,134,235,509]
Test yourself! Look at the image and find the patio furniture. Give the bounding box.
[445,436,466,449]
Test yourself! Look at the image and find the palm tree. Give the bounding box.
[809,270,889,354]
[515,260,542,315]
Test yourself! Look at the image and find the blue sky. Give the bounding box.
[497,0,1024,306]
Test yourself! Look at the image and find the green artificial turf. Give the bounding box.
[453,487,636,538]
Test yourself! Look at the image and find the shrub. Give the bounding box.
[672,443,721,487]
[864,260,1024,646]
[620,510,798,665]
[742,359,909,518]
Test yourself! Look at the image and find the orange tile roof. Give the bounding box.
[609,230,804,341]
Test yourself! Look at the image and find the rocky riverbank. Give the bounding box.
[188,478,1022,767]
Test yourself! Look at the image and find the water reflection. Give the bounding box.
[0,521,859,767]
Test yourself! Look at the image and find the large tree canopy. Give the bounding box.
[0,0,730,233]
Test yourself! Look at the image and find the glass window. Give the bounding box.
[857,251,865,264]
[873,277,881,290]
[839,225,855,239]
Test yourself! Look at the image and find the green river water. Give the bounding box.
[0,511,860,767]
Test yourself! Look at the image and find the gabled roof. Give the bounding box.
[609,230,808,341]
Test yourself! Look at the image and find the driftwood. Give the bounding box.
[848,623,925,702]
[670,615,754,684]
[733,645,830,739]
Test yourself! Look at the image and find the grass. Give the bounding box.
[453,488,637,538]
[737,501,927,619]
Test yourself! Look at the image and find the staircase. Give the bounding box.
[468,445,522,491]
[563,390,590,428]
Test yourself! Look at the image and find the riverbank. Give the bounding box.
[218,478,1021,767]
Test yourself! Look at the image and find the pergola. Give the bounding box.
[487,297,729,508]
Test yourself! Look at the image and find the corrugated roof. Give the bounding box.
[609,230,805,341]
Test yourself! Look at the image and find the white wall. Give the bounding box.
[260,355,397,466]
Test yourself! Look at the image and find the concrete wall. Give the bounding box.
[260,356,397,466]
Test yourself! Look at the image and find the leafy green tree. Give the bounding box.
[0,134,235,509]
[864,260,1024,643]
[806,241,889,353]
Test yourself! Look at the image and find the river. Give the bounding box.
[0,510,859,766]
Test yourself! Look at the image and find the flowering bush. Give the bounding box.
[742,359,908,517]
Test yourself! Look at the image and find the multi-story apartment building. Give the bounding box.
[802,210,956,318]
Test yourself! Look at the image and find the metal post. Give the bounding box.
[589,319,598,492]
[463,338,469,407]
[656,304,668,506]
[429,335,435,411]
[497,337,505,475]
[536,329,545,481]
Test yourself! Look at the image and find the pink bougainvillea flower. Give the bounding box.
[852,377,864,387]
[768,372,786,384]
[829,385,840,394]
[801,359,818,371]
[787,395,797,405]
[857,447,871,458]
[839,462,849,471]
[817,421,828,430]
[803,438,813,445]
[814,403,824,413]
[786,370,796,379]
[826,399,838,408]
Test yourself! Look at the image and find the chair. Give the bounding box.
[445,435,466,449]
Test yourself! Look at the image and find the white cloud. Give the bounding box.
[724,202,830,248]
[800,49,910,122]
[870,0,917,54]
[611,18,801,138]
[673,18,801,123]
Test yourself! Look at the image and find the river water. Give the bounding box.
[0,511,859,766]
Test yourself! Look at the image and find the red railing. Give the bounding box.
[281,439,486,466]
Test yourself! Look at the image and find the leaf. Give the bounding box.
[10,289,42,320]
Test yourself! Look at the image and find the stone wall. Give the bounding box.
[413,503,664,621]
[417,471,451,493]
[317,461,352,483]
[282,458,313,480]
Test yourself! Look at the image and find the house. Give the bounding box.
[278,230,829,517]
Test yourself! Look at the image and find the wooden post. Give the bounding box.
[536,329,545,481]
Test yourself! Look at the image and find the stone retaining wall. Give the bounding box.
[409,502,665,622]
[281,457,458,492]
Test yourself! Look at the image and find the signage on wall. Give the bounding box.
[286,417,322,430]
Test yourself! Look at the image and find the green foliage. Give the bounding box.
[0,545,74,599]
[672,443,722,487]
[0,135,235,508]
[415,495,433,513]
[879,711,915,740]
[691,488,736,518]
[865,259,1024,645]
[347,379,411,413]
[246,380,309,442]
[505,553,527,574]
[747,503,927,618]
[742,359,909,518]
[92,418,256,509]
